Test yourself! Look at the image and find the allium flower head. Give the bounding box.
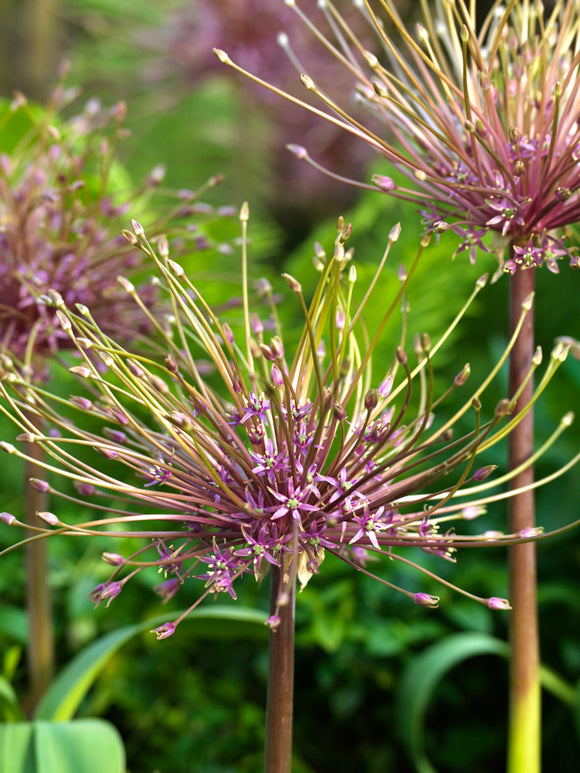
[218,0,580,272]
[1,209,574,637]
[0,77,225,375]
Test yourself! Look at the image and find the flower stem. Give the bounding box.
[264,566,295,773]
[507,265,540,773]
[24,435,54,713]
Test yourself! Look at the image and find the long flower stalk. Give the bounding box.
[264,564,295,773]
[508,263,539,772]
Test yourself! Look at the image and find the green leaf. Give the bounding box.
[35,606,266,721]
[0,719,124,773]
[0,606,29,644]
[397,631,578,773]
[396,632,509,773]
[0,675,24,722]
[573,679,580,742]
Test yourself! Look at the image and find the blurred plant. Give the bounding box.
[1,208,576,772]
[0,76,227,377]
[217,2,580,769]
[141,0,393,237]
[0,69,231,711]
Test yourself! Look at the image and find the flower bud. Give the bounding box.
[168,259,184,277]
[76,482,96,497]
[287,143,308,159]
[56,311,71,332]
[282,273,302,293]
[266,615,281,630]
[69,366,93,379]
[165,355,179,374]
[374,175,395,192]
[495,399,511,418]
[487,597,511,610]
[37,511,59,526]
[30,478,50,492]
[152,622,176,640]
[70,395,93,411]
[473,465,496,481]
[518,527,544,539]
[271,364,284,387]
[365,390,378,412]
[102,552,125,566]
[414,593,440,608]
[379,374,393,398]
[131,219,144,238]
[251,314,263,336]
[455,364,470,386]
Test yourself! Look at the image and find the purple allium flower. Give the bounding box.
[0,211,574,636]
[219,0,580,272]
[0,79,227,377]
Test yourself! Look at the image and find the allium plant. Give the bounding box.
[218,0,580,273]
[216,2,580,769]
[0,76,230,709]
[0,80,226,375]
[0,210,575,772]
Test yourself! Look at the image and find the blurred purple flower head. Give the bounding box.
[2,210,572,638]
[0,81,225,377]
[148,0,395,224]
[221,0,580,272]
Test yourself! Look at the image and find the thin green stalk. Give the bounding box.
[507,264,539,773]
[24,430,54,713]
[264,565,295,773]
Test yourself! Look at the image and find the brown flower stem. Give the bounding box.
[24,435,54,713]
[264,566,295,773]
[507,265,540,773]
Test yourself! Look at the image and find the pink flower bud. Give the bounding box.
[37,511,59,526]
[151,622,176,640]
[414,593,440,608]
[487,597,511,611]
[30,478,50,493]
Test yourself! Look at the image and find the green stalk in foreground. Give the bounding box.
[508,265,539,773]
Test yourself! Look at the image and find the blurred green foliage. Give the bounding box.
[0,1,579,772]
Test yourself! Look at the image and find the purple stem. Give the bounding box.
[264,566,295,773]
[507,265,540,773]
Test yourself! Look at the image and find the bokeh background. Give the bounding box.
[0,2,579,772]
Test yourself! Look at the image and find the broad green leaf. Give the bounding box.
[35,606,266,721]
[396,632,577,773]
[0,720,124,773]
[396,632,509,773]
